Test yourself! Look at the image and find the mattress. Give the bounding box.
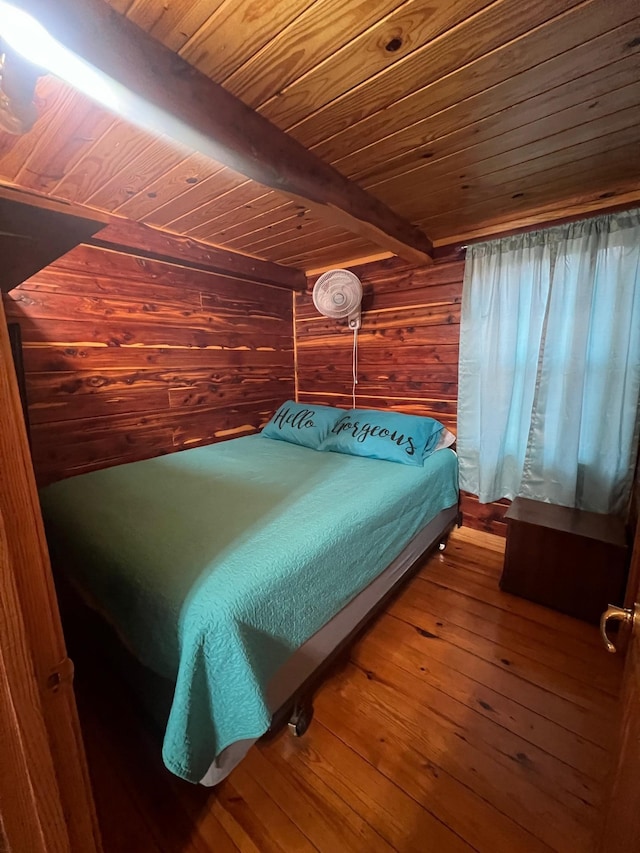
[40,435,459,782]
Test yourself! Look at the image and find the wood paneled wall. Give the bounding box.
[3,242,294,485]
[295,256,509,536]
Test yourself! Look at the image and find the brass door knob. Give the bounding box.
[600,605,635,653]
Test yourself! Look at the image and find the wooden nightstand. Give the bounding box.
[501,497,628,624]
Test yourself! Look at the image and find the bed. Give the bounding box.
[41,433,459,785]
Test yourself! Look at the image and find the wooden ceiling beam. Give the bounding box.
[92,219,307,291]
[0,185,108,292]
[17,0,433,265]
[0,183,305,291]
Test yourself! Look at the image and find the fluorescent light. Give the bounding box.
[0,1,120,111]
[0,2,207,158]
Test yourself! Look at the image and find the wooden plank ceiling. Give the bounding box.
[1,0,639,271]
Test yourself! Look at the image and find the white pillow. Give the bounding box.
[434,427,456,452]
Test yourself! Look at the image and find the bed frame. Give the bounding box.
[269,505,462,739]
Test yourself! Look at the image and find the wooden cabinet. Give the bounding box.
[501,497,628,624]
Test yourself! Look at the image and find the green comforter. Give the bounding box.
[40,435,458,781]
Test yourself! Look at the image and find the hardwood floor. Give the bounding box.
[75,528,622,853]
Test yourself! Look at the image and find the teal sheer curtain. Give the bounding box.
[458,233,551,502]
[458,208,640,515]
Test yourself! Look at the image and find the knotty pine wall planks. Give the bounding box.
[296,256,509,536]
[3,242,294,485]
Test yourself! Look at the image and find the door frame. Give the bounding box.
[0,298,101,852]
[598,506,640,851]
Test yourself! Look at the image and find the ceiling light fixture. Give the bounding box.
[0,1,197,152]
[0,46,38,134]
[0,0,120,133]
[0,2,203,158]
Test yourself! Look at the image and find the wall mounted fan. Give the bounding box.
[312,269,364,408]
[312,268,363,330]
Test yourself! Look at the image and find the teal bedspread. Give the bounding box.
[40,435,458,782]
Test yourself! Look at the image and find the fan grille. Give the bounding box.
[313,269,362,319]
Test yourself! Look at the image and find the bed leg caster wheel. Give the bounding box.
[438,538,447,552]
[288,703,314,737]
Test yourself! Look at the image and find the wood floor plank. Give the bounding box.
[256,738,396,853]
[203,793,262,853]
[267,722,473,853]
[344,654,600,811]
[351,624,608,782]
[316,666,592,852]
[220,768,318,853]
[77,686,236,853]
[161,779,246,853]
[414,563,617,675]
[314,691,555,852]
[453,526,507,555]
[390,583,620,699]
[82,718,165,853]
[242,746,388,853]
[422,558,605,648]
[438,545,504,579]
[370,613,613,749]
